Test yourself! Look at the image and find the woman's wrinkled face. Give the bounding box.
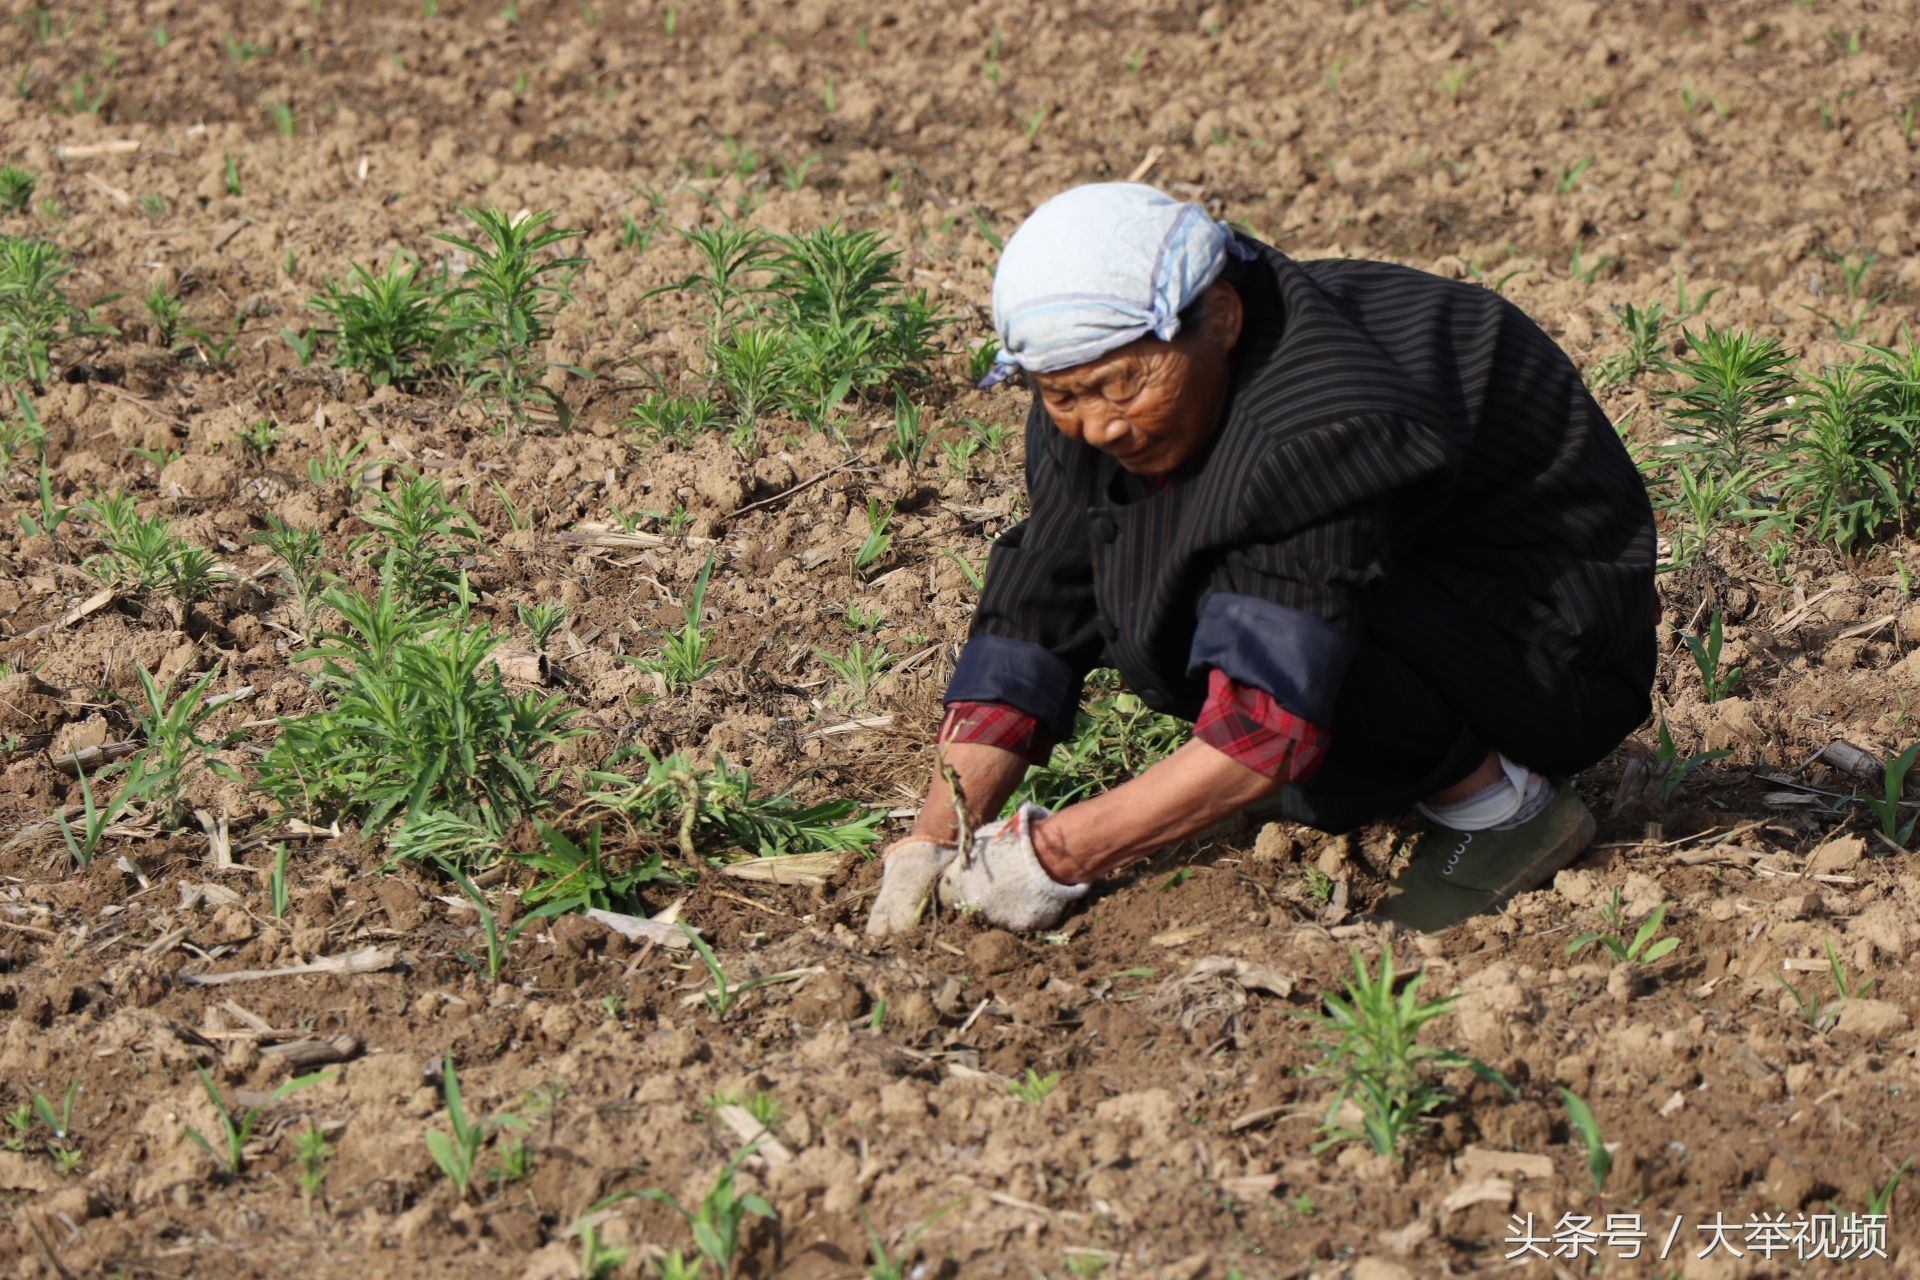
[1032,280,1243,476]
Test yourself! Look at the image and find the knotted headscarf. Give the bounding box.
[980,183,1255,388]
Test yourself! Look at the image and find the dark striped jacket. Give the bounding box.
[946,236,1658,742]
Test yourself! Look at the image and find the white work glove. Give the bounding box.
[866,839,958,938]
[937,803,1088,931]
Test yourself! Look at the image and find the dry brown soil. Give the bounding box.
[3,1,1920,1277]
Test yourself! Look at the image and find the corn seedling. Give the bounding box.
[886,391,932,466]
[267,100,295,138]
[1435,64,1474,101]
[1298,943,1513,1161]
[1678,610,1742,703]
[1864,744,1919,847]
[637,1141,777,1280]
[351,470,484,606]
[1779,938,1877,1035]
[517,600,568,650]
[20,458,74,542]
[0,390,47,473]
[941,546,985,590]
[222,152,241,196]
[574,1196,632,1278]
[425,1055,528,1201]
[254,515,330,635]
[493,1136,534,1185]
[1568,239,1615,285]
[294,1124,330,1214]
[1651,715,1728,803]
[186,1066,330,1177]
[854,499,894,572]
[0,166,34,213]
[1008,1068,1059,1104]
[259,579,581,835]
[1554,155,1594,194]
[619,212,657,252]
[681,923,810,1019]
[862,1200,963,1280]
[436,857,566,979]
[1565,886,1680,967]
[307,256,449,389]
[31,1079,77,1143]
[1559,1088,1613,1192]
[54,760,127,867]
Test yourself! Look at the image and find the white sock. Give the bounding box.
[1418,754,1550,831]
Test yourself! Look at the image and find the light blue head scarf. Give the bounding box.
[980,183,1255,388]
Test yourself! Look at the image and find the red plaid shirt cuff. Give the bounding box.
[939,701,1055,767]
[1192,668,1330,783]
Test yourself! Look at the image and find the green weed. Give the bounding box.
[118,663,242,829]
[306,256,450,388]
[681,923,809,1020]
[1298,943,1513,1161]
[637,1142,777,1279]
[1665,326,1795,477]
[0,166,36,214]
[1008,1068,1059,1104]
[294,1124,331,1214]
[306,436,373,487]
[1555,155,1594,194]
[437,857,567,980]
[254,515,331,635]
[0,235,92,392]
[629,391,724,447]
[517,601,568,650]
[258,579,582,836]
[437,205,588,429]
[813,639,894,709]
[351,471,484,606]
[1009,673,1186,812]
[621,553,720,689]
[508,821,660,914]
[1651,715,1727,803]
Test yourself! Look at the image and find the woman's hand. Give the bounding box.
[866,838,958,937]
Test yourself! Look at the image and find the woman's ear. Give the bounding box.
[1201,279,1243,354]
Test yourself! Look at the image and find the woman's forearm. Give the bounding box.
[1031,738,1280,883]
[906,740,1031,846]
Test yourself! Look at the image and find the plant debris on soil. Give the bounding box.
[2,1,1920,1278]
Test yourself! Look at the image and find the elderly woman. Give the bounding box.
[867,183,1655,937]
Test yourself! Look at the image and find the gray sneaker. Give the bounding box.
[1371,781,1596,932]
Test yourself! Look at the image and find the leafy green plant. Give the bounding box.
[351,470,483,606]
[814,639,894,709]
[628,391,723,447]
[861,1200,964,1280]
[1565,887,1680,967]
[1779,938,1877,1036]
[1594,301,1675,388]
[54,760,128,867]
[1008,1068,1059,1104]
[437,205,588,429]
[267,100,295,139]
[1298,943,1513,1160]
[637,1141,777,1279]
[853,499,894,572]
[1678,609,1742,703]
[255,515,330,636]
[268,843,290,918]
[0,166,35,214]
[1559,1088,1612,1192]
[118,662,241,829]
[1009,672,1187,812]
[1864,743,1919,847]
[509,821,660,913]
[138,283,186,347]
[1665,326,1796,479]
[307,256,449,389]
[438,857,567,979]
[1568,239,1615,285]
[681,923,810,1020]
[186,1066,330,1177]
[294,1124,330,1214]
[0,234,92,392]
[654,223,774,336]
[886,391,932,466]
[307,436,372,487]
[82,499,227,619]
[621,553,720,689]
[517,600,568,650]
[20,458,73,541]
[0,389,47,473]
[425,1055,528,1201]
[223,152,241,196]
[257,579,582,836]
[1770,362,1913,555]
[1554,155,1594,194]
[1651,715,1728,803]
[709,325,792,445]
[31,1079,77,1144]
[1659,460,1758,571]
[585,748,881,863]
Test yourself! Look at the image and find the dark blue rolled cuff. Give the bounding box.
[1185,592,1355,727]
[945,633,1084,745]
